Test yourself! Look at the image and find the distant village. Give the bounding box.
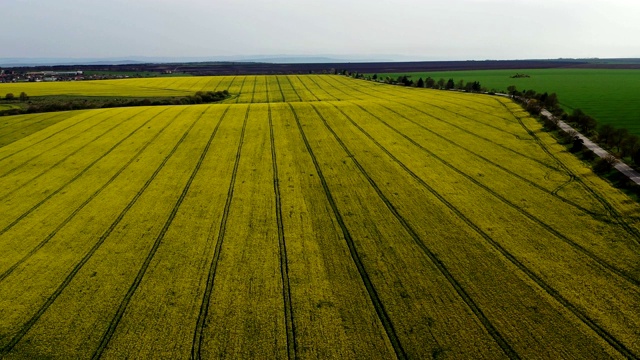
[0,69,141,83]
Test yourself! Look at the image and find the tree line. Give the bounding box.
[508,86,640,175]
[342,71,485,93]
[0,90,230,116]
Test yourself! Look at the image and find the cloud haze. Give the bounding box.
[2,0,639,60]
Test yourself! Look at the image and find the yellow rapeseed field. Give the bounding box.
[0,75,639,359]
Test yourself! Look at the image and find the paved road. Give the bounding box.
[541,109,640,185]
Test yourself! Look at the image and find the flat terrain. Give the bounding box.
[1,75,640,359]
[379,69,640,134]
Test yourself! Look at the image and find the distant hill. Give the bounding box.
[0,55,395,67]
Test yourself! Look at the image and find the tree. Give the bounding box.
[455,79,465,90]
[464,81,474,92]
[632,146,640,166]
[568,109,597,135]
[621,134,640,158]
[598,124,616,146]
[372,74,377,80]
[445,79,455,90]
[396,75,412,86]
[580,116,597,134]
[571,136,584,153]
[568,108,586,122]
[593,154,618,174]
[507,85,517,97]
[416,77,424,88]
[544,92,559,108]
[425,77,435,88]
[526,99,541,115]
[472,81,481,92]
[612,128,629,153]
[19,92,29,101]
[5,93,14,100]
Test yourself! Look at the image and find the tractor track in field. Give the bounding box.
[315,76,364,102]
[330,77,523,138]
[250,76,257,104]
[352,102,640,288]
[158,77,183,89]
[372,102,602,218]
[317,102,638,359]
[393,99,563,172]
[303,76,340,101]
[0,112,75,141]
[268,99,297,360]
[191,76,218,93]
[310,103,519,359]
[316,79,559,172]
[343,78,638,230]
[0,110,136,180]
[295,75,321,102]
[316,76,597,217]
[288,103,407,360]
[330,76,549,154]
[339,77,518,124]
[328,76,607,221]
[0,107,168,238]
[0,107,187,283]
[0,107,202,356]
[498,100,640,246]
[0,107,139,180]
[0,112,62,131]
[0,109,120,164]
[191,105,250,360]
[92,106,226,359]
[283,76,303,102]
[200,77,220,93]
[226,76,238,93]
[211,76,225,92]
[275,76,287,103]
[235,77,248,104]
[286,77,404,351]
[551,176,576,195]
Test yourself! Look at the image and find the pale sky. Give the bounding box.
[2,0,639,60]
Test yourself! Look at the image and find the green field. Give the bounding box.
[1,75,640,358]
[377,69,640,134]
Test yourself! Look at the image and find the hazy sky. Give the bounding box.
[2,0,639,60]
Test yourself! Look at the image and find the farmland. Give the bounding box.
[377,69,640,134]
[1,75,640,359]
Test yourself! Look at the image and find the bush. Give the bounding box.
[570,136,584,153]
[581,149,596,161]
[593,155,618,174]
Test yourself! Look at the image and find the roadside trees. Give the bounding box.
[612,128,629,153]
[445,79,455,90]
[425,77,435,88]
[598,124,616,145]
